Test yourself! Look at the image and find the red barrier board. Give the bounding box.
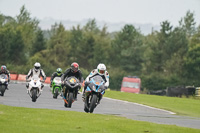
[17,74,27,81]
[45,77,51,84]
[10,74,18,80]
[11,73,51,84]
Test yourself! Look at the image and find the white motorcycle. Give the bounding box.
[27,75,43,102]
[0,74,8,96]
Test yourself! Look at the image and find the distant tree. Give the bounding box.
[179,10,196,38]
[16,5,39,58]
[69,25,84,64]
[0,24,25,64]
[184,43,200,84]
[46,23,71,67]
[111,24,144,75]
[31,29,46,56]
[83,19,100,33]
[147,21,173,72]
[184,25,200,85]
[90,25,111,68]
[164,27,188,76]
[0,14,15,27]
[189,25,200,48]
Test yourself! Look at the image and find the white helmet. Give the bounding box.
[97,63,106,75]
[34,62,41,72]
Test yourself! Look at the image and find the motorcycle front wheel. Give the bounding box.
[89,94,98,113]
[53,88,59,99]
[32,89,37,102]
[67,92,74,108]
[0,85,6,96]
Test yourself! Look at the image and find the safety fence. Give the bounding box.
[10,74,51,84]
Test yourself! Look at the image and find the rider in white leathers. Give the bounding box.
[82,63,109,102]
[26,62,46,93]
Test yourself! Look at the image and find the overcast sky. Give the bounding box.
[0,0,200,26]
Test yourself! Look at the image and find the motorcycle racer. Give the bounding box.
[82,63,109,102]
[26,62,46,92]
[0,65,10,89]
[61,62,83,100]
[50,68,63,87]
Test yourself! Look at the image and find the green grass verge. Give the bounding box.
[104,90,200,117]
[0,104,200,133]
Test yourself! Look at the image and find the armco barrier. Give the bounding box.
[10,74,18,80]
[11,73,51,84]
[17,74,27,81]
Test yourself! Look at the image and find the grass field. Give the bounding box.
[104,90,200,117]
[1,90,200,133]
[0,104,200,133]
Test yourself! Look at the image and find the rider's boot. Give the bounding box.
[26,83,29,94]
[61,86,65,96]
[82,86,87,101]
[74,89,79,101]
[82,92,86,102]
[38,84,44,94]
[41,84,44,89]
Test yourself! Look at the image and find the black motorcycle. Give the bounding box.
[62,76,80,108]
[84,75,105,113]
[0,74,9,96]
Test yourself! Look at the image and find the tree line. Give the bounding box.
[0,6,200,91]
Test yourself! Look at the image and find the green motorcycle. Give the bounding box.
[51,77,62,99]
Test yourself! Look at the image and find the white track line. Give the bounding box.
[104,97,176,115]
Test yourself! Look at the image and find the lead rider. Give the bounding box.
[82,63,109,102]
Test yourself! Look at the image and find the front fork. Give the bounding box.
[28,88,41,98]
[85,91,101,104]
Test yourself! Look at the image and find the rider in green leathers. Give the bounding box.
[50,68,63,87]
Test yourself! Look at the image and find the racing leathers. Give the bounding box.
[50,72,63,87]
[0,70,10,89]
[83,69,109,102]
[61,68,83,100]
[26,68,46,92]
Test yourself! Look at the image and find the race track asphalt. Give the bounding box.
[1,82,200,129]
